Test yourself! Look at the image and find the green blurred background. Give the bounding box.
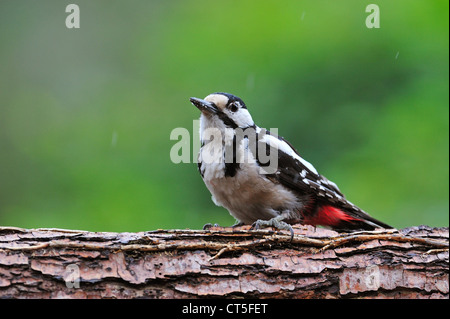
[0,1,448,232]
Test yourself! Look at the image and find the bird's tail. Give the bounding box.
[309,205,393,232]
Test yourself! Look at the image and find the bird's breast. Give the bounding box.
[199,142,301,224]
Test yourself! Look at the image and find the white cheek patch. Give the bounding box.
[235,108,255,127]
[229,109,254,128]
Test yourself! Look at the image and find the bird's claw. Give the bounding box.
[251,216,295,241]
[202,223,220,230]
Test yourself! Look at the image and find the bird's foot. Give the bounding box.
[203,221,249,231]
[251,215,295,241]
[204,220,247,230]
[202,223,220,230]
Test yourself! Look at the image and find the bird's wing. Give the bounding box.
[250,129,368,212]
[242,127,392,229]
[254,129,393,229]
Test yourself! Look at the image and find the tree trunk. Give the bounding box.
[0,225,448,299]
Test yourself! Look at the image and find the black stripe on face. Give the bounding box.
[217,112,238,129]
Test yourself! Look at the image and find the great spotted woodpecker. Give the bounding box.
[190,92,393,236]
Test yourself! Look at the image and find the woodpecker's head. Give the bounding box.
[190,93,255,131]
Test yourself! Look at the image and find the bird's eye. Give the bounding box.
[229,103,238,112]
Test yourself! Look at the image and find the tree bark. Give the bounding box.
[0,225,448,299]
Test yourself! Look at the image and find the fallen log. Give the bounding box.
[0,225,448,299]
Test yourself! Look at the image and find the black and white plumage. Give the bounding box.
[190,92,392,234]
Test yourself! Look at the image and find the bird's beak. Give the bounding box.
[190,97,218,115]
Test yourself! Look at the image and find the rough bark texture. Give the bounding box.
[0,225,448,299]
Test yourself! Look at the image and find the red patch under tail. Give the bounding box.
[304,205,359,228]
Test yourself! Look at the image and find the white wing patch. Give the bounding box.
[261,134,319,175]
